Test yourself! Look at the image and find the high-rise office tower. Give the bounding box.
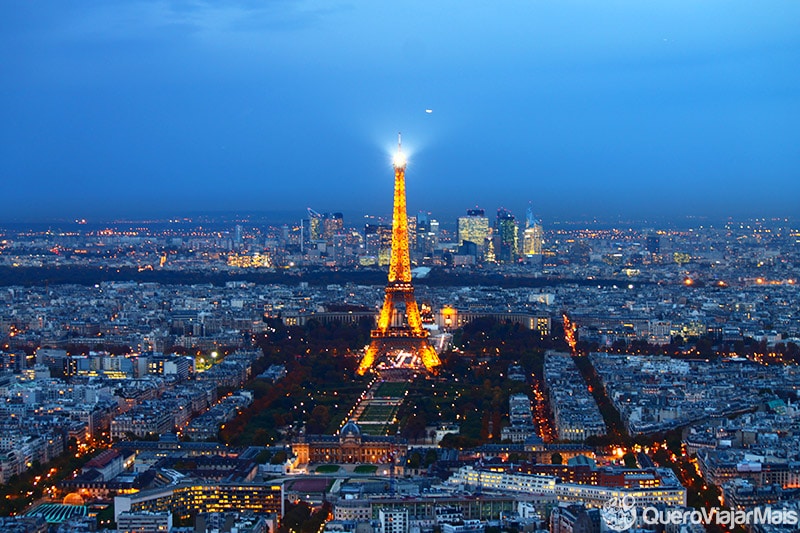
[417,211,430,231]
[307,209,344,243]
[457,208,490,257]
[522,205,544,256]
[414,211,438,256]
[358,135,440,375]
[323,212,344,239]
[307,208,324,241]
[416,211,430,253]
[495,208,519,262]
[365,223,392,265]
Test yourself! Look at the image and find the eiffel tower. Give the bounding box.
[357,134,441,375]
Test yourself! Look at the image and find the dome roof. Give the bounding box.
[340,420,361,437]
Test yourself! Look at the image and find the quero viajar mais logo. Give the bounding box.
[600,495,637,531]
[599,495,800,530]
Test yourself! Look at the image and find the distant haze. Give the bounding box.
[1,1,798,223]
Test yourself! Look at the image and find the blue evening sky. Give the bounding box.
[1,1,798,224]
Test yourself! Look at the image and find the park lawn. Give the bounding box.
[359,404,397,421]
[359,424,389,436]
[354,465,378,473]
[314,464,341,473]
[374,382,408,398]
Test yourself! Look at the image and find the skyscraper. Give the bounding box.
[415,211,437,256]
[495,208,519,262]
[323,212,344,239]
[307,209,344,242]
[457,208,490,259]
[307,208,323,241]
[522,205,544,257]
[234,224,243,248]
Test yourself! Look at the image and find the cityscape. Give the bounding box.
[2,146,800,533]
[3,1,800,533]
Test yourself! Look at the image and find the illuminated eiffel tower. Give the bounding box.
[357,134,441,375]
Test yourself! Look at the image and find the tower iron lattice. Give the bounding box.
[357,134,441,375]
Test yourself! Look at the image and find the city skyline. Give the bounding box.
[2,1,799,222]
[0,205,796,230]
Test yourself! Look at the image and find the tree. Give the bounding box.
[424,449,438,467]
[623,452,637,468]
[255,449,273,463]
[271,450,288,465]
[306,405,331,434]
[407,452,421,469]
[279,501,311,533]
[551,452,563,465]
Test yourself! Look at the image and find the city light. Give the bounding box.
[0,162,797,528]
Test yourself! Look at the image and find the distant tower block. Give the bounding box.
[357,134,441,375]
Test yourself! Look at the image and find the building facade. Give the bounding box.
[293,421,407,465]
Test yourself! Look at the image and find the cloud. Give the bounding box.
[42,0,348,43]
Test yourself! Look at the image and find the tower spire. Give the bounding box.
[393,131,407,169]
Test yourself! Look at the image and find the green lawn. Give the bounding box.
[375,382,408,398]
[360,404,397,421]
[314,464,341,473]
[360,424,390,436]
[354,465,378,473]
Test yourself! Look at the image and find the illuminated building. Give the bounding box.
[17,504,86,528]
[292,420,407,465]
[457,208,490,258]
[449,466,558,494]
[379,509,409,533]
[333,495,517,523]
[227,253,272,268]
[357,135,441,374]
[114,482,283,522]
[434,308,551,335]
[0,351,26,373]
[522,205,543,257]
[363,224,379,260]
[307,209,344,242]
[323,212,344,239]
[415,211,438,256]
[111,407,173,440]
[484,237,496,263]
[117,512,172,533]
[447,466,686,507]
[364,224,393,266]
[494,209,518,262]
[307,209,323,241]
[416,211,430,252]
